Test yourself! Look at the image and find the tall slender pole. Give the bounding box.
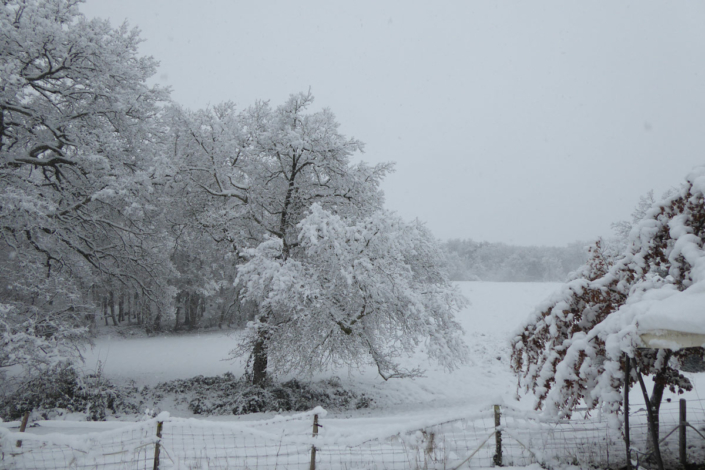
[679,398,687,468]
[624,354,631,470]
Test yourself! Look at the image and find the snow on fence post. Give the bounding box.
[15,411,30,448]
[309,413,319,470]
[153,420,163,470]
[680,398,687,468]
[493,404,502,467]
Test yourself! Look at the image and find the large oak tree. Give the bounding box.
[171,93,467,384]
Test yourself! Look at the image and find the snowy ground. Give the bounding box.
[60,282,705,419]
[76,282,560,415]
[4,282,705,469]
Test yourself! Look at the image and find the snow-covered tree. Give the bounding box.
[0,0,175,376]
[511,166,705,462]
[234,204,468,382]
[170,93,466,384]
[170,93,398,384]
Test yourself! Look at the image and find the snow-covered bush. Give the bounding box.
[0,362,139,421]
[0,301,89,381]
[511,166,705,424]
[150,373,371,415]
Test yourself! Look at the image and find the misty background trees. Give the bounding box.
[441,239,588,282]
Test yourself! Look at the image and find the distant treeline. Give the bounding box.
[442,239,589,282]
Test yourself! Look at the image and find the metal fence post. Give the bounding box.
[153,420,163,470]
[493,404,502,466]
[680,398,687,468]
[309,414,319,470]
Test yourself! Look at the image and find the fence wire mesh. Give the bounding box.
[1,400,704,469]
[1,419,157,470]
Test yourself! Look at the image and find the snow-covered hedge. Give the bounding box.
[151,373,372,416]
[511,166,705,423]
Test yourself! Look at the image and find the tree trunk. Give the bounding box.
[633,358,665,470]
[118,293,124,323]
[650,380,665,451]
[152,304,161,332]
[174,291,182,331]
[646,352,671,458]
[251,152,297,386]
[218,303,226,329]
[184,292,192,328]
[109,291,118,326]
[252,331,268,386]
[134,292,141,325]
[189,293,199,328]
[252,313,271,386]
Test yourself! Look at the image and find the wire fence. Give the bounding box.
[2,400,705,469]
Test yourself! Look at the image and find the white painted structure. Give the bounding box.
[639,331,705,350]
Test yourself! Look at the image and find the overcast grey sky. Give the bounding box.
[81,0,705,246]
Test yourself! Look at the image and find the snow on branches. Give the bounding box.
[1,0,175,374]
[511,166,705,421]
[0,302,87,376]
[233,204,469,381]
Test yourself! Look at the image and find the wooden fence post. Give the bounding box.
[153,420,163,470]
[679,398,687,468]
[309,414,319,470]
[493,405,502,467]
[624,354,631,470]
[15,411,30,448]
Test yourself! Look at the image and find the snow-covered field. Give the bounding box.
[46,281,705,419]
[78,282,560,415]
[4,282,705,469]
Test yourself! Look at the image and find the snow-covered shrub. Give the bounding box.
[0,300,90,381]
[511,166,705,456]
[0,362,139,421]
[150,373,372,415]
[512,167,705,417]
